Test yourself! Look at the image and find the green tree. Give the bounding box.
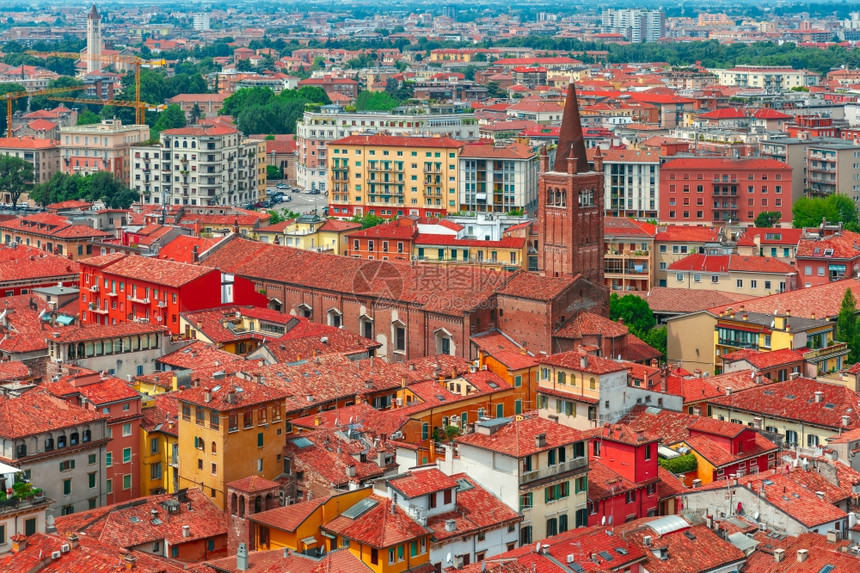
[84,171,139,209]
[837,288,859,362]
[190,102,202,124]
[642,327,667,357]
[350,213,388,229]
[793,194,859,228]
[609,293,656,334]
[150,104,186,140]
[0,155,34,209]
[266,165,283,180]
[355,90,400,111]
[29,171,84,205]
[754,211,781,228]
[266,208,299,224]
[77,109,102,126]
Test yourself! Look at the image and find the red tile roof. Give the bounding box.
[161,125,238,136]
[0,244,78,283]
[52,321,167,343]
[494,272,577,301]
[414,233,525,249]
[709,377,860,430]
[0,387,106,441]
[655,225,720,243]
[388,468,458,499]
[0,213,110,239]
[173,375,288,412]
[796,230,860,260]
[140,393,179,437]
[97,253,216,288]
[698,107,746,119]
[538,350,627,374]
[456,416,587,458]
[226,475,281,494]
[723,348,804,370]
[425,473,521,542]
[323,495,428,548]
[250,496,329,532]
[662,157,791,171]
[157,235,222,263]
[54,488,227,547]
[470,330,537,370]
[0,360,30,382]
[555,311,628,339]
[0,136,58,149]
[668,253,795,274]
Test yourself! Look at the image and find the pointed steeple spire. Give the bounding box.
[89,4,100,20]
[553,81,588,174]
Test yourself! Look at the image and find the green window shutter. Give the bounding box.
[257,433,264,447]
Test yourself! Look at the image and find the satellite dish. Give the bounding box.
[608,516,614,525]
[754,511,760,520]
[535,542,541,553]
[601,516,606,525]
[446,553,452,563]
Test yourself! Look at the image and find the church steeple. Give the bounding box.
[553,82,589,174]
[88,3,100,20]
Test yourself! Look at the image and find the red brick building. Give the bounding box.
[659,157,793,224]
[78,253,267,333]
[537,82,604,283]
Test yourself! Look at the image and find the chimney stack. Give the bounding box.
[796,549,808,563]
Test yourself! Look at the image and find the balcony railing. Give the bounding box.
[128,295,150,304]
[803,341,848,361]
[522,456,588,484]
[0,493,49,515]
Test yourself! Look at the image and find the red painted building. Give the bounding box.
[586,424,660,526]
[78,253,268,333]
[48,369,143,504]
[659,157,793,224]
[344,219,418,261]
[785,115,840,139]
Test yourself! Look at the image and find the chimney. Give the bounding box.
[774,548,785,562]
[123,554,137,570]
[535,433,546,448]
[66,533,79,549]
[580,355,588,368]
[182,525,190,538]
[726,387,732,396]
[237,543,249,571]
[191,245,199,263]
[796,549,808,563]
[843,415,850,427]
[445,519,457,532]
[346,464,356,477]
[815,391,823,403]
[203,390,211,403]
[365,380,373,390]
[827,530,838,543]
[10,534,27,553]
[643,535,652,547]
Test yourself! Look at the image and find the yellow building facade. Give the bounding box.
[140,396,179,495]
[328,135,463,219]
[413,237,527,271]
[175,381,288,510]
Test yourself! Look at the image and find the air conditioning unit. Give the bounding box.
[396,398,403,407]
[51,551,61,560]
[391,431,403,440]
[60,544,70,553]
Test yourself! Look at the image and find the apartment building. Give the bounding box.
[458,142,539,214]
[0,388,109,516]
[0,136,60,187]
[805,140,860,199]
[758,137,813,201]
[59,119,149,183]
[604,217,656,293]
[295,104,478,192]
[601,9,666,43]
[453,416,590,545]
[594,148,660,219]
[709,65,820,91]
[130,125,265,208]
[0,462,51,554]
[796,229,860,287]
[659,157,793,225]
[667,253,797,297]
[653,225,720,288]
[328,134,464,218]
[0,213,111,260]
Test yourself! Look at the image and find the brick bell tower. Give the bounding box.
[537,81,604,283]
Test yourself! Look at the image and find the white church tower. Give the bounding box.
[86,4,102,73]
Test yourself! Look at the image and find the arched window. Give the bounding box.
[254,496,262,514]
[44,436,54,451]
[70,432,79,446]
[77,343,85,358]
[238,495,245,518]
[57,435,67,448]
[82,429,91,443]
[231,493,238,515]
[68,344,76,359]
[211,441,217,454]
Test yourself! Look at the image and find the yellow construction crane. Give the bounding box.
[1,85,86,136]
[26,51,166,124]
[46,96,166,124]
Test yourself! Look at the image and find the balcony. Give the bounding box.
[90,305,109,315]
[803,341,848,362]
[89,285,99,293]
[105,290,118,297]
[521,456,588,485]
[157,301,167,308]
[128,295,150,304]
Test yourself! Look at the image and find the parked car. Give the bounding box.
[308,189,321,195]
[276,183,288,189]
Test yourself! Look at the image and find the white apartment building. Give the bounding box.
[598,148,660,219]
[296,104,479,192]
[129,126,265,207]
[458,142,539,214]
[602,9,666,43]
[709,66,820,91]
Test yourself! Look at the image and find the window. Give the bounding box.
[122,423,132,437]
[88,453,97,465]
[151,463,162,480]
[59,460,75,472]
[519,492,533,511]
[750,280,757,289]
[736,279,743,288]
[123,448,131,463]
[711,275,719,284]
[88,472,96,489]
[644,444,652,460]
[106,452,112,467]
[544,481,569,502]
[243,410,253,429]
[575,476,587,493]
[257,433,264,447]
[106,479,112,493]
[123,475,132,490]
[171,547,179,558]
[626,490,636,503]
[150,438,159,454]
[546,517,558,537]
[63,478,72,495]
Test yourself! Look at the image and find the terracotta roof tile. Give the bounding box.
[388,468,458,499]
[0,244,78,283]
[470,330,537,370]
[249,496,329,532]
[456,416,587,458]
[331,135,463,148]
[708,278,860,320]
[555,311,627,340]
[538,350,627,374]
[323,495,428,548]
[0,386,107,441]
[98,254,216,288]
[426,473,521,542]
